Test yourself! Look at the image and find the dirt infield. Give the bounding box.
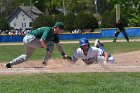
[0,50,140,74]
[0,39,140,74]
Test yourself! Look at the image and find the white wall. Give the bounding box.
[10,11,32,30]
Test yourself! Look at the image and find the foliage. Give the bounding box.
[100,8,116,28]
[107,0,140,26]
[53,14,65,23]
[100,10,110,28]
[74,12,98,32]
[0,16,10,30]
[0,0,18,16]
[1,0,140,29]
[106,7,116,27]
[33,14,65,29]
[127,14,140,27]
[63,13,76,32]
[33,15,56,29]
[33,12,98,32]
[32,0,47,13]
[97,0,113,15]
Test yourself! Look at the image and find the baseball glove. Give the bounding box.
[63,55,72,61]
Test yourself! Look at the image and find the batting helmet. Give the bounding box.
[79,38,90,47]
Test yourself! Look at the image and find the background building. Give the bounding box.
[7,6,43,30]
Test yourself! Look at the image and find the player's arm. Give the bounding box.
[55,43,67,57]
[71,56,78,63]
[40,39,48,49]
[40,29,50,49]
[53,34,67,57]
[70,49,81,63]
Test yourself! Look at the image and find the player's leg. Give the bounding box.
[23,34,42,48]
[94,39,104,48]
[122,30,129,42]
[97,55,115,64]
[42,41,55,65]
[10,45,35,65]
[113,31,120,42]
[5,44,35,68]
[107,55,115,63]
[94,40,115,64]
[5,34,38,68]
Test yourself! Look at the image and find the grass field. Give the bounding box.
[0,41,140,62]
[0,73,140,93]
[0,41,140,93]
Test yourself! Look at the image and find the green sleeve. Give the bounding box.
[41,28,53,42]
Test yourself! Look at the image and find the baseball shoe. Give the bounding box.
[42,61,47,65]
[94,39,104,47]
[5,63,11,68]
[113,40,116,42]
[94,39,99,47]
[103,61,107,64]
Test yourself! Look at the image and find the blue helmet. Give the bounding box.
[79,38,90,47]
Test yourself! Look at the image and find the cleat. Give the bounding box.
[113,39,116,42]
[42,61,47,65]
[94,39,104,47]
[94,39,99,47]
[103,61,107,64]
[5,63,11,68]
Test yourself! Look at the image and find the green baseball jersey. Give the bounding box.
[28,27,59,43]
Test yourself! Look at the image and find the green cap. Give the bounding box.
[54,22,64,30]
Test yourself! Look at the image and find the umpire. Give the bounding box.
[113,19,129,42]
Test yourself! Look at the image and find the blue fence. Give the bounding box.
[0,35,24,42]
[59,33,101,40]
[101,28,140,38]
[0,28,140,42]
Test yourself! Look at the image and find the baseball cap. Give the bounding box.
[54,22,64,30]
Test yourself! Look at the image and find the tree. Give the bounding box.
[0,16,10,30]
[0,0,16,16]
[97,0,113,15]
[33,15,54,29]
[100,10,110,28]
[63,13,75,32]
[74,12,98,32]
[107,0,140,26]
[101,7,116,28]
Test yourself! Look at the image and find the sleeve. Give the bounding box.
[41,28,53,42]
[72,48,80,60]
[41,30,49,42]
[96,48,104,56]
[71,48,81,63]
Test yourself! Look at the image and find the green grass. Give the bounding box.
[0,41,140,62]
[0,73,140,93]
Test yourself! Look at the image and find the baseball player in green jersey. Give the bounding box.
[5,22,68,68]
